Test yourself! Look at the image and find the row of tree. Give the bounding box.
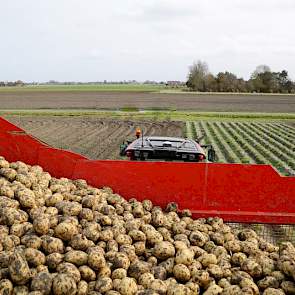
[0,80,24,87]
[186,62,295,93]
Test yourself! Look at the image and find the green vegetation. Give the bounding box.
[0,84,168,92]
[187,61,295,93]
[186,121,295,176]
[1,109,294,122]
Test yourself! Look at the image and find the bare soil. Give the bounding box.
[6,116,184,159]
[1,91,295,112]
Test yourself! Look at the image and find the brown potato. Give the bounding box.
[8,251,31,284]
[57,262,81,283]
[79,265,96,281]
[64,250,88,266]
[52,273,77,295]
[30,272,53,295]
[24,248,46,266]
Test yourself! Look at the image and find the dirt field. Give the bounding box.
[1,91,295,112]
[6,116,184,159]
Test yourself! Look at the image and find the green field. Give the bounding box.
[1,109,295,122]
[0,84,168,92]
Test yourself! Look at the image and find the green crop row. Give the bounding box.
[185,121,295,176]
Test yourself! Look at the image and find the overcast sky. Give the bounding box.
[1,0,295,82]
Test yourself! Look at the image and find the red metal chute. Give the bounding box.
[0,117,294,224]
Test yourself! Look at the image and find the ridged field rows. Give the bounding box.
[185,121,295,175]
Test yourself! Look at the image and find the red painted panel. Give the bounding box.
[0,118,23,132]
[38,147,86,179]
[1,116,295,224]
[0,132,40,164]
[72,160,207,209]
[72,160,295,223]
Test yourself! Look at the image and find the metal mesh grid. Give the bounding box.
[226,223,295,245]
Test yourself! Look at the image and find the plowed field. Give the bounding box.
[1,90,295,112]
[6,116,184,160]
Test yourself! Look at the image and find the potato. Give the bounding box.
[18,191,36,209]
[33,216,50,235]
[241,258,262,278]
[30,272,53,295]
[0,168,17,181]
[116,234,132,245]
[0,207,28,226]
[42,236,64,254]
[13,285,29,295]
[147,256,158,267]
[150,279,167,294]
[203,283,223,295]
[52,273,77,295]
[186,281,200,294]
[175,248,194,266]
[57,262,81,283]
[79,265,96,281]
[10,222,32,238]
[112,252,130,270]
[281,281,295,294]
[138,273,155,288]
[64,250,88,266]
[54,222,78,241]
[129,260,151,279]
[77,280,88,295]
[88,251,106,270]
[83,223,100,242]
[8,251,31,284]
[0,279,13,295]
[153,241,175,260]
[112,268,127,280]
[46,193,63,207]
[116,277,138,295]
[46,253,64,270]
[191,270,211,288]
[207,264,224,280]
[95,277,113,293]
[239,278,259,295]
[97,264,112,278]
[159,258,175,275]
[173,264,191,282]
[145,229,163,245]
[189,231,209,247]
[36,264,48,273]
[167,284,192,295]
[151,266,167,280]
[198,253,217,267]
[24,248,46,266]
[70,234,94,251]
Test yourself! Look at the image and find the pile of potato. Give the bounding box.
[1,156,295,295]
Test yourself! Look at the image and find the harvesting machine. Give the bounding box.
[0,117,295,229]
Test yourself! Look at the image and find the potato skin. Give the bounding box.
[24,248,46,267]
[8,251,31,285]
[116,277,138,295]
[30,272,53,295]
[64,250,88,266]
[153,241,175,260]
[52,273,77,295]
[0,279,13,295]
